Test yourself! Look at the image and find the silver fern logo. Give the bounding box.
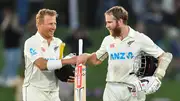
[127,40,135,47]
[54,46,58,51]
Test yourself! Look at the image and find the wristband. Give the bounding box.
[47,60,62,71]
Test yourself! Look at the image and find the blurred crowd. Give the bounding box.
[0,0,179,101]
[131,0,180,59]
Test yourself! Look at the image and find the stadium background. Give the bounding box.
[0,0,180,101]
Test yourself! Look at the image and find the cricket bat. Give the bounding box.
[74,39,86,101]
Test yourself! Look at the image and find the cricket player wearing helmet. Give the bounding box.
[76,6,173,101]
[23,9,76,101]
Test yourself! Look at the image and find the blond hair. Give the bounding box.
[105,6,128,24]
[36,8,58,25]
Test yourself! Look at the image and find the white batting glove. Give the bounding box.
[139,76,161,95]
[133,79,146,92]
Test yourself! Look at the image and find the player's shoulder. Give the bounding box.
[105,35,112,38]
[132,29,153,44]
[24,34,38,45]
[104,35,114,41]
[133,30,150,40]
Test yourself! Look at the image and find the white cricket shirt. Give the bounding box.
[23,32,62,91]
[96,27,164,84]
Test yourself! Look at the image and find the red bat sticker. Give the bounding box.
[76,65,82,88]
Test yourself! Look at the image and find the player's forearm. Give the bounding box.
[61,56,77,65]
[35,58,62,71]
[154,52,173,80]
[35,54,77,71]
[34,58,48,70]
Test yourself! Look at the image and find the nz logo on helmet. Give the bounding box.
[110,52,134,60]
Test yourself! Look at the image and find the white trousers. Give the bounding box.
[22,85,60,101]
[59,81,74,101]
[103,82,146,101]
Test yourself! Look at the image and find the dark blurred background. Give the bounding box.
[0,0,180,101]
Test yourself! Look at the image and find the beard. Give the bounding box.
[109,21,122,37]
[111,26,121,37]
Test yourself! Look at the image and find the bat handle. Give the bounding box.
[79,39,83,55]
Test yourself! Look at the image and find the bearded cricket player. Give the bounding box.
[76,6,173,101]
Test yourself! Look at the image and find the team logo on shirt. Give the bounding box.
[127,40,135,47]
[110,52,134,60]
[41,47,46,52]
[110,43,115,48]
[54,46,58,51]
[44,58,57,60]
[29,48,37,56]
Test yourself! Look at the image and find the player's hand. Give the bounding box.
[139,76,161,95]
[76,54,88,65]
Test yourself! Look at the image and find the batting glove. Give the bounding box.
[139,76,161,95]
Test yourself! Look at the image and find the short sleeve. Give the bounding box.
[24,39,42,63]
[140,34,164,58]
[96,37,108,61]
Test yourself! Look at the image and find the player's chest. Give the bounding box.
[106,39,141,60]
[40,43,59,59]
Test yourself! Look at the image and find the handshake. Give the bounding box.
[135,76,161,95]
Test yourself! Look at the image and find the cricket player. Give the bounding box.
[23,9,76,101]
[76,6,173,101]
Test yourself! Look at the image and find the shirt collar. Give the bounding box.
[127,26,136,38]
[35,31,55,42]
